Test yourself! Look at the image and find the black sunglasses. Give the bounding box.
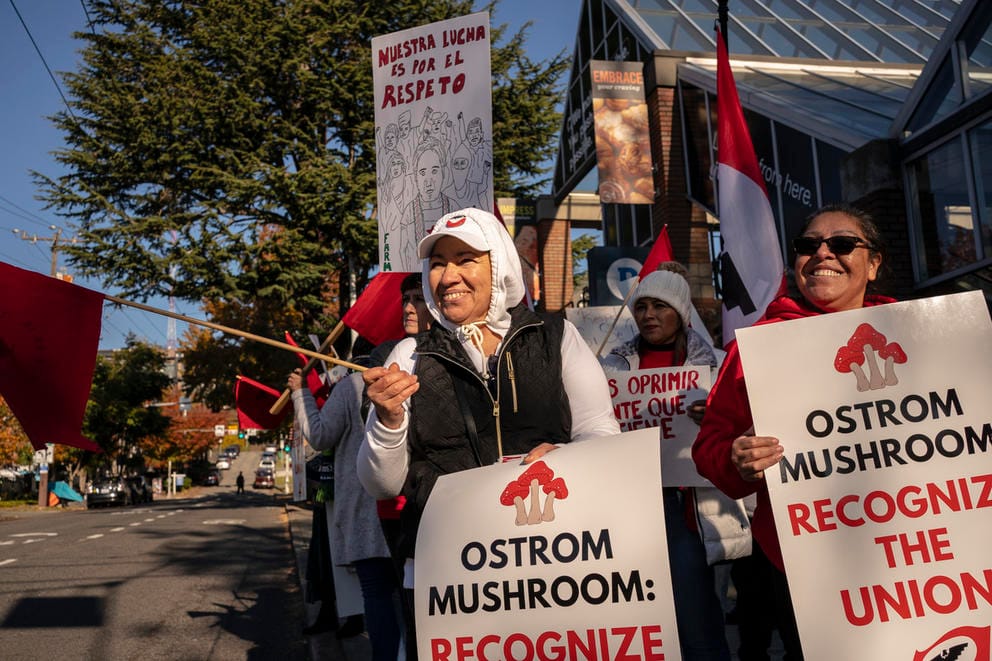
[792,235,873,256]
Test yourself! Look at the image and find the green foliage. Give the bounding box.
[571,233,597,276]
[67,337,172,476]
[39,0,568,410]
[488,5,570,197]
[571,232,597,295]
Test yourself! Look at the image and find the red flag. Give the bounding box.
[637,224,674,279]
[0,262,102,451]
[235,375,288,430]
[716,29,786,347]
[284,331,330,407]
[341,271,411,346]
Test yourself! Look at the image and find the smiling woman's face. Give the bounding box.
[795,211,882,312]
[428,236,492,325]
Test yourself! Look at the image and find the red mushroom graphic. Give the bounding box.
[500,480,530,526]
[849,323,888,390]
[878,341,907,386]
[834,343,870,392]
[541,477,569,522]
[518,461,555,525]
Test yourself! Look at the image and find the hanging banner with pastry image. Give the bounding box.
[590,60,654,205]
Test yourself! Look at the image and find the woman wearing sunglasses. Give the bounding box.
[692,203,894,660]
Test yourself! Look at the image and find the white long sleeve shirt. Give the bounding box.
[356,319,620,499]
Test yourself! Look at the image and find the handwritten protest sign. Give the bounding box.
[736,291,992,660]
[415,432,680,660]
[606,366,712,487]
[372,12,493,272]
[565,306,639,358]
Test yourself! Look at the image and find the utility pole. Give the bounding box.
[12,225,77,279]
[12,225,77,506]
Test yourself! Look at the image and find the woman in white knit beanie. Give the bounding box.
[602,263,747,661]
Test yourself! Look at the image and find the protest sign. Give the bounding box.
[736,291,992,660]
[606,366,712,487]
[565,305,639,357]
[415,432,680,660]
[372,12,493,272]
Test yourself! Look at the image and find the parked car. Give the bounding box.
[223,445,241,459]
[86,477,131,508]
[127,476,153,504]
[253,468,275,489]
[216,457,231,470]
[258,458,276,471]
[203,469,221,486]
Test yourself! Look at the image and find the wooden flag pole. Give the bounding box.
[104,295,366,372]
[595,278,640,359]
[267,321,348,415]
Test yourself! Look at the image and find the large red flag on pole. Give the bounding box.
[716,28,786,347]
[341,271,410,346]
[235,375,288,430]
[0,262,102,451]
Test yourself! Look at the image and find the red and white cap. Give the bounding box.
[416,208,525,339]
[417,209,491,259]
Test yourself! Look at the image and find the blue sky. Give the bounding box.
[0,0,581,350]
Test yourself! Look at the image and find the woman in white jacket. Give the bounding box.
[603,265,749,661]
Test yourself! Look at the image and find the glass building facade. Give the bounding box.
[553,0,992,304]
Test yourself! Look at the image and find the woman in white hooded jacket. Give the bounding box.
[357,208,619,594]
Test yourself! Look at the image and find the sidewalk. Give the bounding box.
[285,500,372,661]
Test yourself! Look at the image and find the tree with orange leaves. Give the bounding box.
[0,396,33,467]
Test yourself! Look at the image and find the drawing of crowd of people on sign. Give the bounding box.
[372,12,493,272]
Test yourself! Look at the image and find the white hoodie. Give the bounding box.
[357,208,619,499]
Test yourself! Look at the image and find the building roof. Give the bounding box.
[677,56,922,150]
[624,0,962,63]
[553,0,980,200]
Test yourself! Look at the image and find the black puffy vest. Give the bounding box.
[399,305,572,557]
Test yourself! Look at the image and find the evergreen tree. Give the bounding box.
[60,338,173,489]
[38,0,567,405]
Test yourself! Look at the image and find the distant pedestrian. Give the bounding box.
[235,471,245,494]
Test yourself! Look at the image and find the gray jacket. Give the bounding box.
[293,373,390,565]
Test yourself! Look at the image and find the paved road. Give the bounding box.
[0,458,305,660]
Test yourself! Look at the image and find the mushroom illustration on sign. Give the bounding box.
[518,461,555,525]
[836,323,889,390]
[500,480,530,526]
[834,343,871,392]
[878,341,907,386]
[541,477,569,522]
[855,323,887,390]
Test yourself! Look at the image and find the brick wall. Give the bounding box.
[646,83,721,342]
[538,216,572,311]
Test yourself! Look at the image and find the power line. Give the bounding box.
[79,0,94,34]
[0,194,52,228]
[8,0,78,121]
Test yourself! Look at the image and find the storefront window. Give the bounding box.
[968,119,992,262]
[910,136,975,280]
[679,82,715,212]
[742,108,781,224]
[772,122,817,245]
[815,140,845,207]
